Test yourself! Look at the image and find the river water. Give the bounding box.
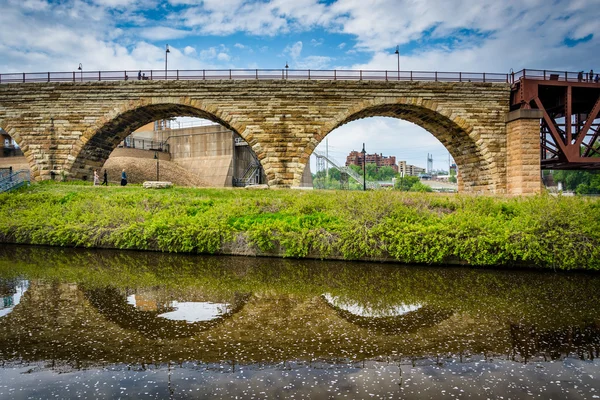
[0,244,599,399]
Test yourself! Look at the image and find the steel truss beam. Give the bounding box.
[512,79,600,169]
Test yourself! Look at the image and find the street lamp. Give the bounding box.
[361,143,366,191]
[154,151,160,181]
[285,61,289,79]
[394,46,399,80]
[78,63,83,82]
[165,44,170,80]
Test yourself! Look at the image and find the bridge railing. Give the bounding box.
[0,169,30,193]
[3,68,598,85]
[511,69,599,83]
[0,68,512,84]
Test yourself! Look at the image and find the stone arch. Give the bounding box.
[299,97,499,193]
[0,119,38,177]
[66,98,259,181]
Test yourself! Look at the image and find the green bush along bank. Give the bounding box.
[1,182,599,270]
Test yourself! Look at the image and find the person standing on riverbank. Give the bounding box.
[121,169,127,186]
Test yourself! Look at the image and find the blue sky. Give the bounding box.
[1,0,598,171]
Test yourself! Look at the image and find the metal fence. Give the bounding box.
[511,69,599,83]
[119,138,169,152]
[2,68,597,86]
[0,68,511,84]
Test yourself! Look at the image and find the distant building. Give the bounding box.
[346,151,398,172]
[449,163,457,175]
[0,128,22,157]
[398,161,425,177]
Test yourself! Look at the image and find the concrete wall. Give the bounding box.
[110,147,170,160]
[169,126,234,186]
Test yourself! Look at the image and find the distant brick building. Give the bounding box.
[346,151,398,172]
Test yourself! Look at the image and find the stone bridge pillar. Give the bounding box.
[247,123,315,188]
[505,109,543,195]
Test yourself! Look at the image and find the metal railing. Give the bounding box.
[118,138,170,152]
[0,68,513,84]
[233,161,261,187]
[3,67,596,86]
[511,69,600,83]
[0,167,13,181]
[0,169,30,193]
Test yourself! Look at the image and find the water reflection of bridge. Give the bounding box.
[1,281,599,368]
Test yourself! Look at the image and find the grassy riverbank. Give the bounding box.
[1,182,599,270]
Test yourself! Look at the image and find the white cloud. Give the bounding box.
[234,43,247,49]
[284,41,303,60]
[296,56,332,70]
[20,0,49,10]
[176,0,331,36]
[183,46,196,55]
[200,47,218,59]
[217,52,231,61]
[138,26,191,41]
[91,0,139,8]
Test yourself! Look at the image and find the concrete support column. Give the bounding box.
[505,109,543,195]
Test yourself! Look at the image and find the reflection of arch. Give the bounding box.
[66,99,261,180]
[321,294,453,335]
[303,98,495,191]
[0,279,28,318]
[84,287,250,339]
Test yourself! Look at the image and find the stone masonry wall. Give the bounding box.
[0,80,512,193]
[506,110,543,195]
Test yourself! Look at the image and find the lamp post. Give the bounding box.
[154,151,160,181]
[361,143,366,191]
[78,63,83,82]
[285,61,289,79]
[394,46,399,80]
[165,44,170,80]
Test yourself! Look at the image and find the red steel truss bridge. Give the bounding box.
[511,69,600,170]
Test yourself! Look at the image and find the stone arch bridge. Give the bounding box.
[0,76,541,194]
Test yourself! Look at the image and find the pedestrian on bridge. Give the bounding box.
[137,70,142,80]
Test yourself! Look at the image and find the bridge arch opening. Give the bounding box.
[307,102,495,193]
[68,104,266,187]
[0,125,30,175]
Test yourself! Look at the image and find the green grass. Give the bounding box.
[1,181,600,270]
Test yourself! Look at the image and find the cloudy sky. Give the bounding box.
[1,0,598,171]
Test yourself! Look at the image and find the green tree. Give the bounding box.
[448,167,457,183]
[364,163,378,180]
[375,166,397,181]
[410,181,433,192]
[394,175,419,191]
[552,170,593,191]
[349,164,363,176]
